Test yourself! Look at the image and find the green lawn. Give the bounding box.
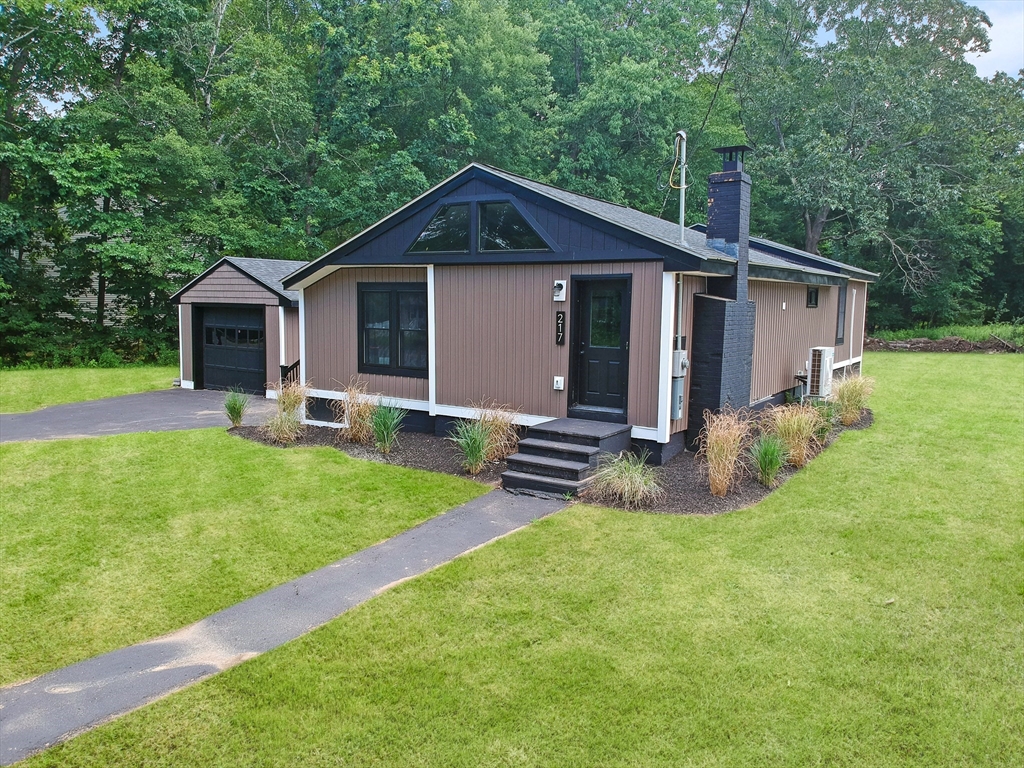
[18,353,1024,767]
[0,366,178,413]
[0,430,486,685]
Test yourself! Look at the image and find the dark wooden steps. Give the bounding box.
[502,418,631,498]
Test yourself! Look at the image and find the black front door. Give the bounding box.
[571,278,630,417]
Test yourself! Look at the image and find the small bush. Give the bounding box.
[224,388,250,427]
[587,450,664,510]
[697,406,750,497]
[831,375,875,426]
[372,402,406,454]
[330,379,377,444]
[447,419,490,474]
[748,434,789,488]
[97,350,122,368]
[472,400,521,461]
[261,411,303,444]
[769,404,822,468]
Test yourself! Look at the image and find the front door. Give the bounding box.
[571,278,630,419]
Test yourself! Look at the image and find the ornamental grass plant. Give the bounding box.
[697,406,750,497]
[372,403,407,454]
[331,379,377,445]
[586,450,664,510]
[223,388,250,427]
[769,403,822,468]
[447,419,490,474]
[261,410,303,444]
[472,400,521,461]
[748,433,789,488]
[831,374,875,426]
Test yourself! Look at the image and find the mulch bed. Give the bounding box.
[864,335,1019,353]
[230,408,874,517]
[229,425,507,486]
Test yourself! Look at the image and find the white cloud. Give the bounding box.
[969,0,1024,77]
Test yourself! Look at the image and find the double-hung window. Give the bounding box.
[358,283,428,378]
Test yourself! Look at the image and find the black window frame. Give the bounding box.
[357,282,429,379]
[835,283,848,345]
[404,196,557,257]
[806,286,819,308]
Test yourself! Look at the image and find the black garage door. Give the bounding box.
[202,306,266,393]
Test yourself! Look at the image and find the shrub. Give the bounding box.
[97,350,122,368]
[261,411,303,444]
[224,388,250,427]
[769,404,822,468]
[447,419,490,474]
[275,378,310,416]
[372,402,407,454]
[330,379,377,444]
[831,375,875,426]
[587,450,664,510]
[472,400,521,461]
[697,406,750,497]
[748,434,789,488]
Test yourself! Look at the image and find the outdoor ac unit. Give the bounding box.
[807,346,835,398]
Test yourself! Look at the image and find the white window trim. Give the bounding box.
[427,265,437,415]
[656,272,674,444]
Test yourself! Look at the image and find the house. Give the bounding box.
[171,257,303,395]
[176,148,874,493]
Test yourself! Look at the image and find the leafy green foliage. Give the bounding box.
[372,403,407,454]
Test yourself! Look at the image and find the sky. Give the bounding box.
[969,0,1024,77]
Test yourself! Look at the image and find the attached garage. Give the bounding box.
[172,257,303,395]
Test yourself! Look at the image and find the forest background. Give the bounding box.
[2,0,1022,365]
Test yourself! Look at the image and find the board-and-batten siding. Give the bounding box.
[669,275,707,434]
[284,307,300,365]
[304,267,429,400]
[181,306,193,381]
[749,279,868,403]
[435,261,663,428]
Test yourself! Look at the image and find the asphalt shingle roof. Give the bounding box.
[223,257,303,302]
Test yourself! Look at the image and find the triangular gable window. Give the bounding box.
[479,202,549,252]
[408,204,470,253]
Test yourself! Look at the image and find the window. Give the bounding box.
[806,286,819,308]
[408,204,470,252]
[835,283,848,345]
[479,202,549,251]
[358,283,428,377]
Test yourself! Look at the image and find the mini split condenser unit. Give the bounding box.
[806,346,835,398]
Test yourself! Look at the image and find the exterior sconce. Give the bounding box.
[553,280,567,301]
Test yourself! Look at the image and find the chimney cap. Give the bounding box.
[713,145,753,159]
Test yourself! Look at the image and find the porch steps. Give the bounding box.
[502,418,632,498]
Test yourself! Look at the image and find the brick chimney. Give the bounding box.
[705,145,752,303]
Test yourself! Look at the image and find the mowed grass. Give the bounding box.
[0,430,486,685]
[0,366,178,413]
[21,353,1024,767]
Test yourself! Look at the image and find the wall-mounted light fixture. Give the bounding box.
[553,280,567,302]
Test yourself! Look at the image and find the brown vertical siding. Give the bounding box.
[283,308,300,365]
[304,267,429,400]
[434,261,663,428]
[264,306,280,389]
[180,306,193,381]
[178,263,280,305]
[750,280,852,402]
[669,275,707,434]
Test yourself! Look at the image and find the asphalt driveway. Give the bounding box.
[0,388,277,443]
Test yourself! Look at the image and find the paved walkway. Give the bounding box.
[0,490,564,765]
[0,388,276,443]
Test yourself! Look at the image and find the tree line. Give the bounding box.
[2,0,1021,365]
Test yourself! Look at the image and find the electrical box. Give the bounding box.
[553,376,564,391]
[671,339,689,420]
[553,280,567,302]
[672,349,689,379]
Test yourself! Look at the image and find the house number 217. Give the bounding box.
[555,311,566,345]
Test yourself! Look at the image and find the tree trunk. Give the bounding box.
[803,204,830,255]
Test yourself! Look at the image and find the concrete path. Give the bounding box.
[0,490,565,765]
[0,389,276,443]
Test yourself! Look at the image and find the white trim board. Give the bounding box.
[656,272,674,444]
[427,264,437,415]
[180,379,195,390]
[177,304,185,383]
[832,356,863,370]
[278,306,286,367]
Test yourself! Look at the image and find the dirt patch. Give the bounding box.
[864,335,1019,353]
[229,425,507,487]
